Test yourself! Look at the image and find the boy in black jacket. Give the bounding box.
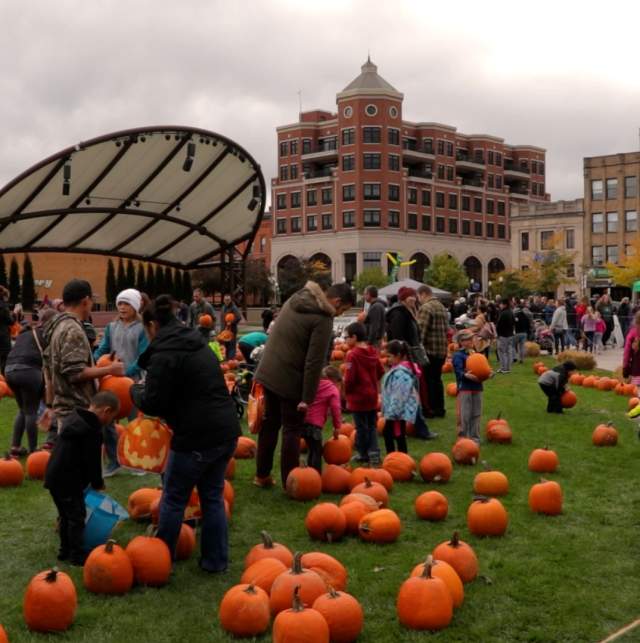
[44,391,120,565]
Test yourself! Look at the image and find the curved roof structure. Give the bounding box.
[338,57,403,100]
[0,126,266,268]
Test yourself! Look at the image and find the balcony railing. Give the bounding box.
[303,166,336,179]
[408,169,433,180]
[461,178,483,188]
[301,139,338,159]
[457,150,485,164]
[504,160,530,174]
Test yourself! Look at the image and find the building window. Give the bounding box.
[302,139,312,154]
[487,174,494,188]
[363,153,381,169]
[389,185,400,201]
[462,220,471,235]
[279,141,288,157]
[363,252,381,269]
[363,209,381,227]
[342,211,355,228]
[342,129,355,145]
[422,215,431,231]
[291,192,301,208]
[461,195,470,211]
[488,151,494,165]
[279,166,288,181]
[408,188,418,205]
[497,201,505,216]
[277,219,286,234]
[606,211,618,232]
[540,230,554,250]
[592,213,604,233]
[487,222,495,237]
[496,176,503,190]
[625,176,638,198]
[363,183,381,200]
[363,127,381,143]
[423,138,434,154]
[388,128,400,145]
[277,194,286,210]
[408,212,418,230]
[322,213,332,230]
[437,164,445,180]
[259,237,266,252]
[291,217,301,233]
[422,190,431,207]
[290,164,298,179]
[321,188,333,205]
[446,142,454,157]
[521,232,529,251]
[389,210,400,228]
[365,104,378,116]
[591,179,603,200]
[474,149,485,164]
[446,166,454,181]
[436,192,445,208]
[606,178,617,200]
[531,160,537,174]
[389,154,400,171]
[565,229,575,249]
[486,199,494,215]
[591,245,604,265]
[290,140,298,155]
[449,218,458,234]
[306,190,317,206]
[606,245,619,264]
[448,193,458,210]
[473,197,482,213]
[436,216,445,233]
[474,221,483,236]
[625,210,638,232]
[343,106,353,118]
[498,224,506,239]
[342,185,355,202]
[626,244,636,257]
[531,183,537,197]
[342,155,355,171]
[307,215,317,231]
[437,140,445,155]
[344,252,357,281]
[567,263,575,278]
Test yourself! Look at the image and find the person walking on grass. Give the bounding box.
[513,301,531,363]
[187,288,215,329]
[363,286,386,347]
[343,321,385,465]
[130,294,240,573]
[550,299,568,355]
[496,300,515,374]
[253,281,354,488]
[538,361,576,414]
[220,294,242,360]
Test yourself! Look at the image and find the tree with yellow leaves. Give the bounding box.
[607,236,640,287]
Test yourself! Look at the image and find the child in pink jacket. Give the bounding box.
[303,366,343,473]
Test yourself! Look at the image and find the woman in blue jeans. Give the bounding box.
[130,295,241,573]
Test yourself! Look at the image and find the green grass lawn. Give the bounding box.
[0,359,639,642]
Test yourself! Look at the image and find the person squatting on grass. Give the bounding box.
[452,329,484,443]
[44,391,120,566]
[303,365,343,473]
[538,361,577,414]
[381,340,421,454]
[343,321,384,465]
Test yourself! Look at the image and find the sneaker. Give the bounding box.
[424,432,439,440]
[350,454,368,464]
[9,446,27,458]
[41,442,55,451]
[103,464,122,478]
[253,475,275,488]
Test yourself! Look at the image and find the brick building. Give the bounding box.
[270,58,549,292]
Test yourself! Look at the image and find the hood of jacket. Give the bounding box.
[289,281,335,317]
[138,319,205,369]
[42,311,76,346]
[386,302,412,320]
[59,408,101,440]
[316,378,338,398]
[350,344,380,365]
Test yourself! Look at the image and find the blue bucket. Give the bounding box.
[83,489,129,552]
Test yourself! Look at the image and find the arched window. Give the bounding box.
[409,252,430,282]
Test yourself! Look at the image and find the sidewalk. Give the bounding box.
[595,347,623,373]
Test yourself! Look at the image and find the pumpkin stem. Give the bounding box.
[328,585,340,599]
[45,568,59,583]
[291,552,304,574]
[364,476,372,487]
[144,525,158,537]
[105,539,116,553]
[473,495,490,503]
[3,452,12,461]
[326,532,333,544]
[243,583,258,595]
[260,530,274,549]
[291,585,304,612]
[450,531,461,547]
[421,555,434,579]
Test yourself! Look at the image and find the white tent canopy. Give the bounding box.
[0,126,266,268]
[379,279,451,299]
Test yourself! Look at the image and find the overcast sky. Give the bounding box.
[1,0,639,204]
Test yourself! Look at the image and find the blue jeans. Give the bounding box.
[514,333,527,362]
[103,423,119,468]
[353,410,379,463]
[158,439,237,572]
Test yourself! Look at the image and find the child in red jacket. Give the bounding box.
[343,322,384,465]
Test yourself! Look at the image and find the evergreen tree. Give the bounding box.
[0,255,7,288]
[164,267,174,296]
[116,258,127,293]
[136,262,146,294]
[183,270,193,301]
[126,259,136,288]
[155,265,165,294]
[8,258,20,304]
[106,259,117,304]
[146,263,156,298]
[21,255,36,310]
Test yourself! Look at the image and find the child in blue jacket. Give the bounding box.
[452,329,485,443]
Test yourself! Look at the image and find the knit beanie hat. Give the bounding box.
[116,288,142,312]
[397,287,417,302]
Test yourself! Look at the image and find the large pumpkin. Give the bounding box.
[410,556,464,609]
[313,588,363,642]
[245,531,294,569]
[432,531,478,583]
[301,552,348,592]
[467,496,509,537]
[0,453,24,486]
[560,390,577,408]
[304,503,347,542]
[382,452,416,481]
[529,479,563,515]
[419,452,453,483]
[99,375,134,419]
[466,353,491,381]
[415,490,448,521]
[23,568,77,632]
[451,438,480,465]
[125,534,172,586]
[339,500,372,535]
[358,508,402,544]
[286,465,322,501]
[322,435,352,465]
[241,558,287,594]
[26,450,50,480]
[349,467,393,491]
[592,422,618,446]
[351,477,389,507]
[486,422,512,444]
[273,587,330,643]
[83,539,134,595]
[340,492,379,512]
[117,415,171,473]
[269,553,328,615]
[528,446,559,473]
[219,583,271,637]
[321,465,351,494]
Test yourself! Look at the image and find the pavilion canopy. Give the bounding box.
[0,126,266,268]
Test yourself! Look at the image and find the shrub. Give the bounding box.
[556,350,596,371]
[525,341,540,357]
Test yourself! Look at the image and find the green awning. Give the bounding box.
[632,280,640,293]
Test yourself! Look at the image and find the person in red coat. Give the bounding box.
[343,322,384,465]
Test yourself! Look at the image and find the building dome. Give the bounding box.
[337,57,403,100]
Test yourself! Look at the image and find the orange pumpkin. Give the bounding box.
[23,568,77,632]
[331,350,345,361]
[322,435,352,465]
[0,625,7,643]
[241,558,287,594]
[321,464,351,494]
[351,477,389,507]
[582,376,596,388]
[273,587,330,643]
[349,466,394,491]
[358,508,402,544]
[245,531,294,569]
[419,452,453,483]
[561,390,577,408]
[628,396,640,410]
[83,539,134,595]
[117,415,171,473]
[234,436,257,459]
[624,383,638,396]
[441,361,453,374]
[376,415,386,434]
[99,375,134,419]
[432,531,479,583]
[127,488,162,520]
[532,361,544,373]
[301,552,348,591]
[339,499,372,535]
[486,421,513,444]
[415,490,448,521]
[466,352,492,381]
[528,446,559,473]
[26,450,50,480]
[219,583,271,637]
[313,588,364,643]
[473,468,509,496]
[305,503,347,542]
[569,373,584,385]
[529,479,563,515]
[96,353,116,367]
[286,465,322,501]
[0,453,24,486]
[467,496,508,537]
[445,382,458,397]
[592,422,618,446]
[270,553,328,615]
[410,555,464,608]
[198,313,213,328]
[382,451,416,481]
[225,457,236,480]
[340,492,380,512]
[125,533,172,586]
[451,438,480,465]
[175,523,196,560]
[338,422,355,437]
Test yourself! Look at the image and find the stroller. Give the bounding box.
[228,345,264,419]
[534,320,554,355]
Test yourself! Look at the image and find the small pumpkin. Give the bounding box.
[561,390,577,408]
[234,436,257,459]
[224,479,235,512]
[304,503,347,542]
[340,492,380,512]
[348,467,393,491]
[176,523,196,560]
[270,553,328,615]
[467,496,508,537]
[358,508,402,544]
[0,624,7,643]
[582,376,596,388]
[396,558,453,630]
[569,373,583,385]
[0,453,24,486]
[419,452,452,483]
[445,382,458,397]
[410,555,463,609]
[313,587,364,643]
[627,396,640,410]
[338,422,355,437]
[432,531,478,583]
[415,490,448,521]
[225,457,236,479]
[473,464,509,496]
[321,464,351,494]
[273,586,330,643]
[99,374,134,419]
[382,452,416,481]
[529,478,563,515]
[241,557,287,594]
[339,500,372,535]
[528,446,559,473]
[441,361,453,374]
[351,477,389,507]
[301,552,348,591]
[592,422,618,446]
[286,464,322,501]
[219,583,271,637]
[23,568,77,632]
[485,416,513,443]
[451,438,480,465]
[322,435,352,465]
[466,352,492,381]
[125,532,172,586]
[127,487,163,520]
[83,539,134,595]
[244,531,294,569]
[26,450,50,480]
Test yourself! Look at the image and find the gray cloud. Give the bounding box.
[1,0,639,203]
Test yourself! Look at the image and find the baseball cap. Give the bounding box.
[62,279,92,305]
